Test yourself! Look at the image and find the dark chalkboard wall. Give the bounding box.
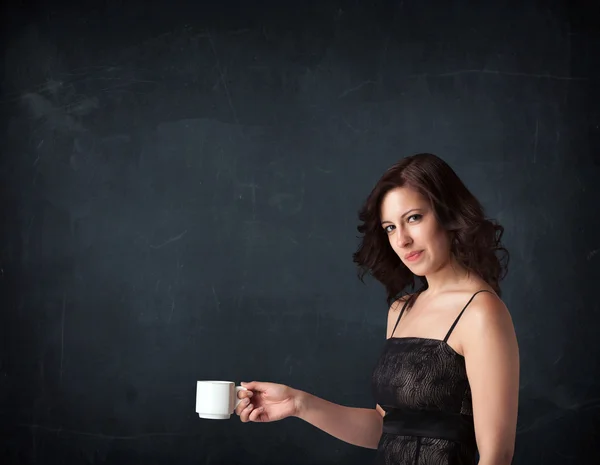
[1,1,599,464]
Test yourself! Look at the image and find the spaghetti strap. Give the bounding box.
[443,290,493,343]
[390,297,411,338]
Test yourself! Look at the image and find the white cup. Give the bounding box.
[195,381,247,420]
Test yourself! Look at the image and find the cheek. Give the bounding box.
[432,231,451,255]
[422,224,448,252]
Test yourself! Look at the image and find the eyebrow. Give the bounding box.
[381,208,421,225]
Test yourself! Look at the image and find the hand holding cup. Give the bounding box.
[235,380,300,423]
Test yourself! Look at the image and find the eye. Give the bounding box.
[384,224,395,234]
[407,214,422,223]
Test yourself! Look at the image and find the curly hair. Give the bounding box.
[352,153,509,307]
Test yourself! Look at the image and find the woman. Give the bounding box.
[236,153,519,465]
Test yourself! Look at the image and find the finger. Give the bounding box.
[240,403,254,423]
[237,389,253,399]
[248,406,265,422]
[235,397,251,416]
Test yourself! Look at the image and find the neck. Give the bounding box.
[422,256,471,295]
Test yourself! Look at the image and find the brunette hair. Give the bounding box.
[352,153,509,307]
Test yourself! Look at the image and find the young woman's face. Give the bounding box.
[380,186,452,276]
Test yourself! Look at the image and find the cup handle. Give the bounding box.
[234,385,248,409]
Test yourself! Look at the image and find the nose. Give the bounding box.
[396,227,412,248]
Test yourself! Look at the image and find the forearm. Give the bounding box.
[292,389,383,449]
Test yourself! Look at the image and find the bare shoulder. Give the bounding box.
[390,294,411,311]
[385,294,412,339]
[460,290,518,354]
[388,293,413,317]
[465,291,514,330]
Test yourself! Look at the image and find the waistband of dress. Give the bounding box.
[381,407,476,448]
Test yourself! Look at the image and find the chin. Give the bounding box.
[410,268,427,277]
[403,262,427,277]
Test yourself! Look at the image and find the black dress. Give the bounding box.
[371,290,491,465]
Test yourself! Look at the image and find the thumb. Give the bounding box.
[241,381,268,392]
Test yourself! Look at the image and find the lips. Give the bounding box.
[404,250,423,261]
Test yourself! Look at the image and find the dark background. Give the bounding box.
[1,0,599,464]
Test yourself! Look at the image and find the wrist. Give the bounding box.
[291,388,309,419]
